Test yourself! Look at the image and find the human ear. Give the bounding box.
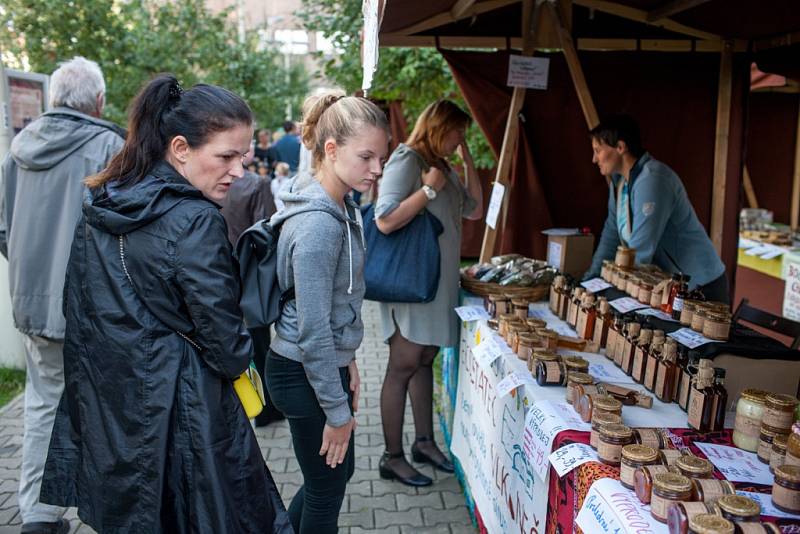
[324,138,338,162]
[169,135,191,163]
[616,140,628,155]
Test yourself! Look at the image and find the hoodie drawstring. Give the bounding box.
[345,217,354,295]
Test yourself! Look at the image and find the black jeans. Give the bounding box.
[265,350,354,534]
[249,327,284,425]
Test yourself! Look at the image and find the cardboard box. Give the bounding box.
[712,353,800,412]
[545,233,595,279]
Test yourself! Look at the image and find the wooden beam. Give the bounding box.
[380,34,524,47]
[548,2,599,129]
[710,42,733,254]
[647,0,712,23]
[479,0,537,262]
[572,0,720,40]
[791,106,800,228]
[451,0,478,19]
[391,0,520,36]
[754,29,800,52]
[743,166,758,209]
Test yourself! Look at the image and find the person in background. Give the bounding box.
[0,56,124,534]
[39,74,289,533]
[375,100,483,487]
[272,120,302,174]
[266,91,389,533]
[271,162,291,212]
[583,114,729,303]
[254,128,272,165]
[219,148,282,428]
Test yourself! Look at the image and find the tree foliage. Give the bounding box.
[300,0,496,169]
[0,0,309,129]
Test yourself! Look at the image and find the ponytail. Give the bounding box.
[87,73,252,189]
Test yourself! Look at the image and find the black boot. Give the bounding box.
[378,451,433,487]
[411,435,455,473]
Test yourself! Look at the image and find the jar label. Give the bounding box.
[636,429,661,449]
[763,407,795,430]
[736,524,772,534]
[694,479,730,502]
[590,429,599,449]
[598,440,623,464]
[576,310,588,340]
[644,354,658,390]
[680,501,712,518]
[673,297,684,312]
[620,461,635,487]
[545,361,562,383]
[688,388,706,430]
[773,480,800,513]
[613,336,626,366]
[606,329,618,359]
[649,491,671,521]
[660,450,683,466]
[655,363,667,399]
[678,371,692,409]
[549,288,558,313]
[758,436,774,462]
[632,349,645,381]
[734,412,762,438]
[621,345,633,372]
[786,451,800,467]
[770,451,786,470]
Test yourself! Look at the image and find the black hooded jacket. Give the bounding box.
[40,161,291,533]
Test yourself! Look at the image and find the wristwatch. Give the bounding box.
[421,185,437,201]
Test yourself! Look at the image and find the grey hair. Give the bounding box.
[49,57,106,114]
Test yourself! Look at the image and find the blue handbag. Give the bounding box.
[361,203,444,303]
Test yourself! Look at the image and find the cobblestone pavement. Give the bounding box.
[0,301,474,533]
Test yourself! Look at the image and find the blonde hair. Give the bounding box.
[301,91,390,170]
[275,162,290,176]
[406,100,471,166]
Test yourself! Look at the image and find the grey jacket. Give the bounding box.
[270,172,365,427]
[0,107,124,339]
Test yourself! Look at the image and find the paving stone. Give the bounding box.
[400,524,452,534]
[441,491,468,510]
[422,506,471,526]
[344,480,372,497]
[338,508,375,528]
[396,492,443,511]
[374,508,423,528]
[350,493,395,513]
[350,527,399,534]
[371,479,419,496]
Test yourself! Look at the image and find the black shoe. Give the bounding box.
[21,518,69,534]
[378,451,433,487]
[411,435,455,473]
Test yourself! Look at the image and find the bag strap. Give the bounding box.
[118,234,202,351]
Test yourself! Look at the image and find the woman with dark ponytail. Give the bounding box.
[39,74,292,533]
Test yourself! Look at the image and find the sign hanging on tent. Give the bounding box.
[507,55,550,90]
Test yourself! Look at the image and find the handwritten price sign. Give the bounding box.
[549,443,598,477]
[694,442,774,485]
[454,305,490,322]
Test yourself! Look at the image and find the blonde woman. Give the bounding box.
[266,92,390,532]
[375,100,484,486]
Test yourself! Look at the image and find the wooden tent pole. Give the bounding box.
[478,0,539,262]
[710,42,733,254]
[791,105,800,228]
[743,166,759,209]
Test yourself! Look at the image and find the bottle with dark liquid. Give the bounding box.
[654,339,679,403]
[624,328,650,376]
[710,368,728,432]
[671,275,691,321]
[687,359,716,432]
[593,298,612,349]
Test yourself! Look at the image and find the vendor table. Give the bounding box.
[444,297,800,534]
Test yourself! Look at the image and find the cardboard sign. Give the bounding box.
[783,255,800,321]
[507,55,550,89]
[635,307,678,322]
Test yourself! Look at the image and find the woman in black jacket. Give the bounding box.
[39,75,291,533]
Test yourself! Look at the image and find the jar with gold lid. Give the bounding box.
[516,334,537,363]
[667,501,721,534]
[579,393,623,422]
[702,312,731,341]
[615,270,629,291]
[651,472,694,523]
[691,478,735,503]
[675,455,714,479]
[488,293,511,318]
[530,350,559,371]
[616,245,636,269]
[680,300,698,327]
[497,313,518,339]
[620,444,659,489]
[597,423,633,466]
[732,522,781,534]
[590,411,621,450]
[566,372,593,405]
[758,424,787,464]
[691,307,707,333]
[563,355,590,375]
[633,428,665,450]
[506,323,528,353]
[687,514,734,534]
[661,448,689,468]
[601,259,614,282]
[539,329,559,351]
[536,359,566,387]
[634,464,675,504]
[639,282,653,305]
[786,426,800,467]
[763,393,799,432]
[770,434,788,474]
[733,389,768,452]
[511,298,529,320]
[717,495,761,523]
[772,464,800,514]
[526,318,547,330]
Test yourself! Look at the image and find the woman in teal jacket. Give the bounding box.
[584,115,729,303]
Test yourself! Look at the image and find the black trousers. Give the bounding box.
[249,327,284,426]
[265,350,354,534]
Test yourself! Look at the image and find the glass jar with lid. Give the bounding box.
[566,372,593,405]
[717,494,761,522]
[620,444,659,489]
[691,307,707,333]
[786,427,800,467]
[661,448,689,468]
[770,434,788,473]
[731,522,781,534]
[590,411,621,450]
[616,245,635,269]
[691,478,735,503]
[687,514,734,534]
[763,393,799,433]
[536,359,566,386]
[526,318,547,330]
[650,472,693,523]
[758,424,787,464]
[675,455,714,479]
[667,501,720,534]
[516,334,537,364]
[597,423,633,466]
[634,464,675,504]
[772,464,800,514]
[633,428,665,450]
[733,389,768,452]
[578,393,623,423]
[680,300,698,327]
[512,298,529,320]
[563,355,590,376]
[488,293,511,318]
[702,312,731,341]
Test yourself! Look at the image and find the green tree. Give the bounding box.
[300,0,495,169]
[0,0,308,129]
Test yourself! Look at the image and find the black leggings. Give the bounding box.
[265,350,354,534]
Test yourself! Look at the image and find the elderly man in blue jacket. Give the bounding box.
[583,115,729,303]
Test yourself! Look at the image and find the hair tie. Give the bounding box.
[168,82,184,104]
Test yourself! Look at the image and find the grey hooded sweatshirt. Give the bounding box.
[270,172,365,427]
[0,107,124,339]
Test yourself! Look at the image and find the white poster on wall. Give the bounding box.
[507,55,550,90]
[485,182,505,230]
[783,254,800,321]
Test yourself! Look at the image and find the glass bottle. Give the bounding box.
[576,293,597,340]
[613,320,632,367]
[567,287,585,328]
[710,367,728,432]
[671,275,691,321]
[558,281,573,321]
[662,273,682,313]
[619,322,641,371]
[549,275,565,314]
[687,359,716,432]
[631,329,654,383]
[655,339,679,402]
[677,353,700,412]
[624,328,650,376]
[645,337,670,392]
[593,298,612,349]
[671,346,689,403]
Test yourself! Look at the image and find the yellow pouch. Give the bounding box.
[234,362,266,419]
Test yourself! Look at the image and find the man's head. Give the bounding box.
[283,120,297,134]
[589,114,643,177]
[49,57,106,118]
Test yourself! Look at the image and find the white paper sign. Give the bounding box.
[609,297,649,314]
[668,327,721,349]
[581,278,613,293]
[523,400,591,479]
[588,362,636,385]
[694,442,774,485]
[635,307,679,322]
[549,443,599,478]
[454,305,490,322]
[576,478,668,534]
[737,490,800,520]
[783,258,800,321]
[485,181,505,230]
[507,55,550,89]
[472,337,506,368]
[547,240,563,270]
[496,372,536,397]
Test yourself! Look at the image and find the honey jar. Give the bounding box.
[633,428,665,450]
[687,514,734,534]
[733,389,767,452]
[616,246,636,269]
[661,448,689,468]
[634,464,675,504]
[667,501,721,534]
[763,393,799,432]
[680,300,697,327]
[578,394,623,422]
[702,312,731,342]
[590,411,622,450]
[639,282,653,305]
[757,425,786,464]
[563,355,590,375]
[770,434,788,473]
[620,444,660,489]
[597,423,633,466]
[731,522,781,534]
[675,455,714,479]
[716,495,761,523]
[488,294,511,318]
[691,308,707,333]
[691,479,735,503]
[786,427,800,467]
[566,372,594,405]
[651,473,694,523]
[512,298,529,320]
[772,464,800,514]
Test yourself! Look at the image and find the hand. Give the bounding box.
[421,167,447,192]
[348,360,360,415]
[456,142,473,166]
[319,418,355,468]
